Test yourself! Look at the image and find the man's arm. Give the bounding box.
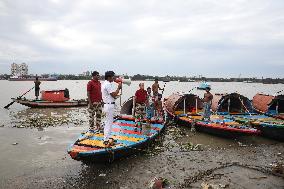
[87,91,92,106]
[87,82,92,106]
[110,83,122,98]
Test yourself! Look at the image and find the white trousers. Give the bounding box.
[103,104,115,141]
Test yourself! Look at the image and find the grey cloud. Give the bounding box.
[0,0,283,77]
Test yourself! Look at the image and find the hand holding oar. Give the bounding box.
[4,86,35,109]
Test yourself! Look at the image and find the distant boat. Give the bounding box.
[12,89,87,108]
[243,80,253,83]
[197,82,211,90]
[178,79,195,82]
[9,76,57,81]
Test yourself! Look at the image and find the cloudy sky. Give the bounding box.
[0,0,283,78]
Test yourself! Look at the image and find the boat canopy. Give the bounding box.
[211,93,253,114]
[164,93,203,115]
[253,93,284,116]
[120,97,134,115]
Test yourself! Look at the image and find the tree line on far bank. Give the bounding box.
[0,74,283,84]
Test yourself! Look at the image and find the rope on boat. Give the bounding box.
[238,96,252,116]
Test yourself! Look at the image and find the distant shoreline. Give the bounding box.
[0,74,283,84]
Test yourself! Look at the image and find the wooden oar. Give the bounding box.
[160,80,170,97]
[273,89,284,96]
[4,86,35,109]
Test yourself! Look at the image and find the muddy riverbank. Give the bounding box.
[0,81,283,188]
[0,121,283,189]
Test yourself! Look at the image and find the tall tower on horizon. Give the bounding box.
[11,63,18,76]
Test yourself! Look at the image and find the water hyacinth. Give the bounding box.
[10,108,88,128]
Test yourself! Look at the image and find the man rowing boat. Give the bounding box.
[34,77,41,100]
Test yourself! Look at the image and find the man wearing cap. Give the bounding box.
[202,87,213,121]
[101,71,122,147]
[87,71,103,130]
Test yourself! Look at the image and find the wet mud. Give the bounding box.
[0,115,283,189]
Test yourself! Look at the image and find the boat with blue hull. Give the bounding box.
[68,115,165,162]
[229,114,284,141]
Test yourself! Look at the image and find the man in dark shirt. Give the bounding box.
[34,77,41,100]
[87,71,103,130]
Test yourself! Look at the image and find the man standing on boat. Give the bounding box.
[101,71,122,147]
[134,83,148,126]
[34,77,41,100]
[152,79,163,97]
[87,71,103,130]
[146,87,154,121]
[202,87,213,121]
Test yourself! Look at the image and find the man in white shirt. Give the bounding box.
[101,71,122,147]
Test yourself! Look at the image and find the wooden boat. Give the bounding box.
[12,89,88,108]
[230,114,284,141]
[121,96,164,122]
[12,98,88,108]
[164,93,260,138]
[120,97,134,116]
[212,93,253,115]
[195,115,260,138]
[253,93,284,120]
[67,115,165,162]
[164,93,203,123]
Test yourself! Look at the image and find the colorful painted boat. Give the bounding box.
[164,93,203,120]
[253,93,284,120]
[121,96,164,123]
[229,114,284,141]
[195,115,261,138]
[164,93,260,138]
[67,116,165,162]
[12,98,88,108]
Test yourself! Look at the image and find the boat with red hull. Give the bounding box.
[12,89,87,108]
[164,93,260,138]
[12,98,87,108]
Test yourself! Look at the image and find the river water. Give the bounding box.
[0,80,283,189]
